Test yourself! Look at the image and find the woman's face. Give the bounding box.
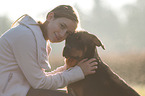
[45,13,77,43]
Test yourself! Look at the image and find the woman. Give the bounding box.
[0,5,98,96]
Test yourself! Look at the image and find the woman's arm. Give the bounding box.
[11,26,84,89]
[46,64,67,74]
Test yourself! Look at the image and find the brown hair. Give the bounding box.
[46,5,79,23]
[39,5,80,40]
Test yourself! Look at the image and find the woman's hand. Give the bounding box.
[77,58,98,76]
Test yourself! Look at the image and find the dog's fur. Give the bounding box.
[63,31,140,96]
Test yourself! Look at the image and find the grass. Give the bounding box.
[61,85,145,95]
[132,85,145,96]
[50,51,145,95]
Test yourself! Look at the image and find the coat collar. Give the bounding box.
[18,15,51,70]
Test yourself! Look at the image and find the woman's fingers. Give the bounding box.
[89,61,98,66]
[78,58,88,64]
[77,58,98,76]
[85,58,96,63]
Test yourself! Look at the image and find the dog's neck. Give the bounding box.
[84,47,101,63]
[93,48,102,64]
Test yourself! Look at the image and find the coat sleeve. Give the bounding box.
[11,27,84,89]
[47,64,67,74]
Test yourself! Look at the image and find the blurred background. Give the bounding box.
[0,0,145,95]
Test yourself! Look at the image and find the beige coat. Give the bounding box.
[0,15,84,96]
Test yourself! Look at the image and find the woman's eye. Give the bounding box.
[60,24,66,29]
[66,31,70,35]
[66,31,73,35]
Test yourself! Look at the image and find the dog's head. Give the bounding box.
[63,31,105,69]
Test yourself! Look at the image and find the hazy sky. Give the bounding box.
[0,0,136,21]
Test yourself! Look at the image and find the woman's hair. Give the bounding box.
[46,5,79,23]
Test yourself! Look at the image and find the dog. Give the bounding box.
[63,31,140,96]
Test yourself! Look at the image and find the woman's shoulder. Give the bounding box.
[1,25,34,45]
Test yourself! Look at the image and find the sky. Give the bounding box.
[0,0,137,22]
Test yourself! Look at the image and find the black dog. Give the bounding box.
[63,31,140,96]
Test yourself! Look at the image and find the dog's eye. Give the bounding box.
[71,56,82,60]
[75,36,81,40]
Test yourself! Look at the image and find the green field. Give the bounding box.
[133,85,145,96]
[61,85,144,95]
[50,52,145,96]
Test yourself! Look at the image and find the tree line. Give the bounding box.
[0,0,145,52]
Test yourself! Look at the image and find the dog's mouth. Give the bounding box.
[65,57,81,69]
[64,52,85,68]
[66,56,83,61]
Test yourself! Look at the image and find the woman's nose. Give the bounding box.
[60,29,67,37]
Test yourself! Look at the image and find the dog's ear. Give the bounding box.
[89,34,105,50]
